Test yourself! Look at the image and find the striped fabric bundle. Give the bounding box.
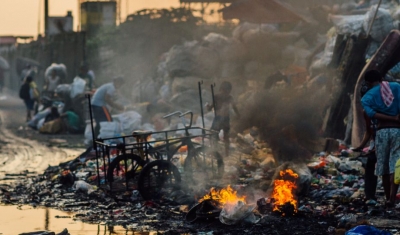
[380,81,394,107]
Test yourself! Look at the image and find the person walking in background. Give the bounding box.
[361,70,400,208]
[91,76,125,138]
[19,76,39,122]
[20,64,35,83]
[43,69,61,97]
[206,81,240,157]
[78,63,95,91]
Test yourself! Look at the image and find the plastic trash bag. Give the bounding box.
[337,159,363,173]
[331,14,365,35]
[309,29,337,76]
[73,180,97,194]
[219,201,259,225]
[339,214,358,227]
[44,63,67,84]
[326,155,341,164]
[55,84,71,98]
[165,41,220,79]
[45,63,67,80]
[345,225,391,235]
[84,123,93,146]
[70,76,86,98]
[113,111,142,135]
[363,6,395,42]
[98,121,121,139]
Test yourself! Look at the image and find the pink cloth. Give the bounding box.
[380,81,394,107]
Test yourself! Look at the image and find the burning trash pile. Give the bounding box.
[271,169,299,216]
[187,169,301,224]
[186,185,256,225]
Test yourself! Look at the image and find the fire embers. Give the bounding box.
[271,169,299,216]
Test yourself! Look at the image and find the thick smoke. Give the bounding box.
[237,85,331,163]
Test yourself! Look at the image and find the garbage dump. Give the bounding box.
[1,126,399,234]
[5,1,400,234]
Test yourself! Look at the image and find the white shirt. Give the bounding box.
[46,75,61,92]
[91,82,116,107]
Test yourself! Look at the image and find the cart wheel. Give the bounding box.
[138,160,181,200]
[107,154,145,184]
[184,146,224,181]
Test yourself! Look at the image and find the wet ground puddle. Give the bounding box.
[0,205,157,235]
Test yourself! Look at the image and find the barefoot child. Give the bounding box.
[206,81,240,157]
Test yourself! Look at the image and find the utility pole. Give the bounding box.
[44,0,49,36]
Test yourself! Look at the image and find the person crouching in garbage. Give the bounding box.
[60,109,80,134]
[361,70,400,208]
[91,76,125,138]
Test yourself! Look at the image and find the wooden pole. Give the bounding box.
[366,0,383,37]
[44,0,49,36]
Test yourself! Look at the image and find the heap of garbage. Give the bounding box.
[0,130,399,234]
[8,1,400,234]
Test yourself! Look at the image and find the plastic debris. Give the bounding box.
[72,180,97,194]
[345,225,391,235]
[219,201,258,225]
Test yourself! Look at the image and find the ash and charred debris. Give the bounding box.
[0,136,397,235]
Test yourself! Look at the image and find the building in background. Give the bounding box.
[80,0,119,36]
[0,36,17,53]
[48,11,74,35]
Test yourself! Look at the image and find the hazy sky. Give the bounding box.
[0,0,181,36]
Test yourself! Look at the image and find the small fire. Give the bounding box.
[272,169,299,215]
[200,185,246,206]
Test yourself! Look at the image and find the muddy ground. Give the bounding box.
[0,91,398,235]
[0,92,84,176]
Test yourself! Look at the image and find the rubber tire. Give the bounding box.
[107,154,146,183]
[138,160,181,200]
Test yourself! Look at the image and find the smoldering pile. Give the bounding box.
[238,85,330,163]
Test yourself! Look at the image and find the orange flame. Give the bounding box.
[200,185,246,206]
[272,169,299,214]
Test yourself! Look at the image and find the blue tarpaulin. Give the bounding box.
[346,225,391,235]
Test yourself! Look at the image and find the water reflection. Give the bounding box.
[0,205,158,235]
[45,208,49,230]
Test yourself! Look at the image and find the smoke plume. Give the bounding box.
[237,85,331,163]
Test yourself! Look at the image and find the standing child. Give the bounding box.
[19,76,39,121]
[206,81,240,157]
